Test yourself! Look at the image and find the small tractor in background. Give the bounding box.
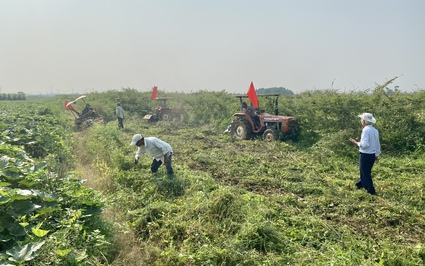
[143,97,181,122]
[64,95,104,129]
[230,94,300,141]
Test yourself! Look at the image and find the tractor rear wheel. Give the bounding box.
[231,119,252,140]
[263,129,279,142]
[161,112,171,121]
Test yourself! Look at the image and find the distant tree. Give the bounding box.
[256,87,294,95]
[17,91,26,100]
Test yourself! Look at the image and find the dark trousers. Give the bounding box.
[117,117,124,129]
[356,153,376,195]
[151,153,174,175]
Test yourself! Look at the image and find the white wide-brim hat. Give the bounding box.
[130,134,143,145]
[358,113,376,124]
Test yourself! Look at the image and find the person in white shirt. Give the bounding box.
[130,134,174,177]
[116,102,125,129]
[349,113,381,195]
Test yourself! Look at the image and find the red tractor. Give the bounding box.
[64,95,104,129]
[143,97,181,122]
[230,94,300,141]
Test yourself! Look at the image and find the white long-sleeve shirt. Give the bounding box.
[357,125,381,156]
[135,137,173,161]
[116,106,124,119]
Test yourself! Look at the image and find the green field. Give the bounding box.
[1,85,425,265]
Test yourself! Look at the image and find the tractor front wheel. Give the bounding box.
[263,129,279,142]
[231,119,252,140]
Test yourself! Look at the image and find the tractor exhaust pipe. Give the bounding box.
[275,95,279,115]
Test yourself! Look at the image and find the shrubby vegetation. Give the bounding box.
[2,81,425,265]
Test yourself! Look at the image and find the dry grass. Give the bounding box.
[76,162,100,189]
[74,136,146,265]
[102,207,148,266]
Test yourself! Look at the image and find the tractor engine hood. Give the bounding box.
[234,112,295,122]
[262,114,295,122]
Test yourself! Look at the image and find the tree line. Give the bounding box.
[0,92,26,100]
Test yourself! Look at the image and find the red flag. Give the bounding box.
[64,101,78,112]
[151,86,158,99]
[247,82,259,108]
[64,101,72,109]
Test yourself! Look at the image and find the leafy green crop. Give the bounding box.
[0,100,113,265]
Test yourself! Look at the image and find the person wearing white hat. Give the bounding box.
[130,134,174,176]
[349,113,381,195]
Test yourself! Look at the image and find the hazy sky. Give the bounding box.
[1,0,424,95]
